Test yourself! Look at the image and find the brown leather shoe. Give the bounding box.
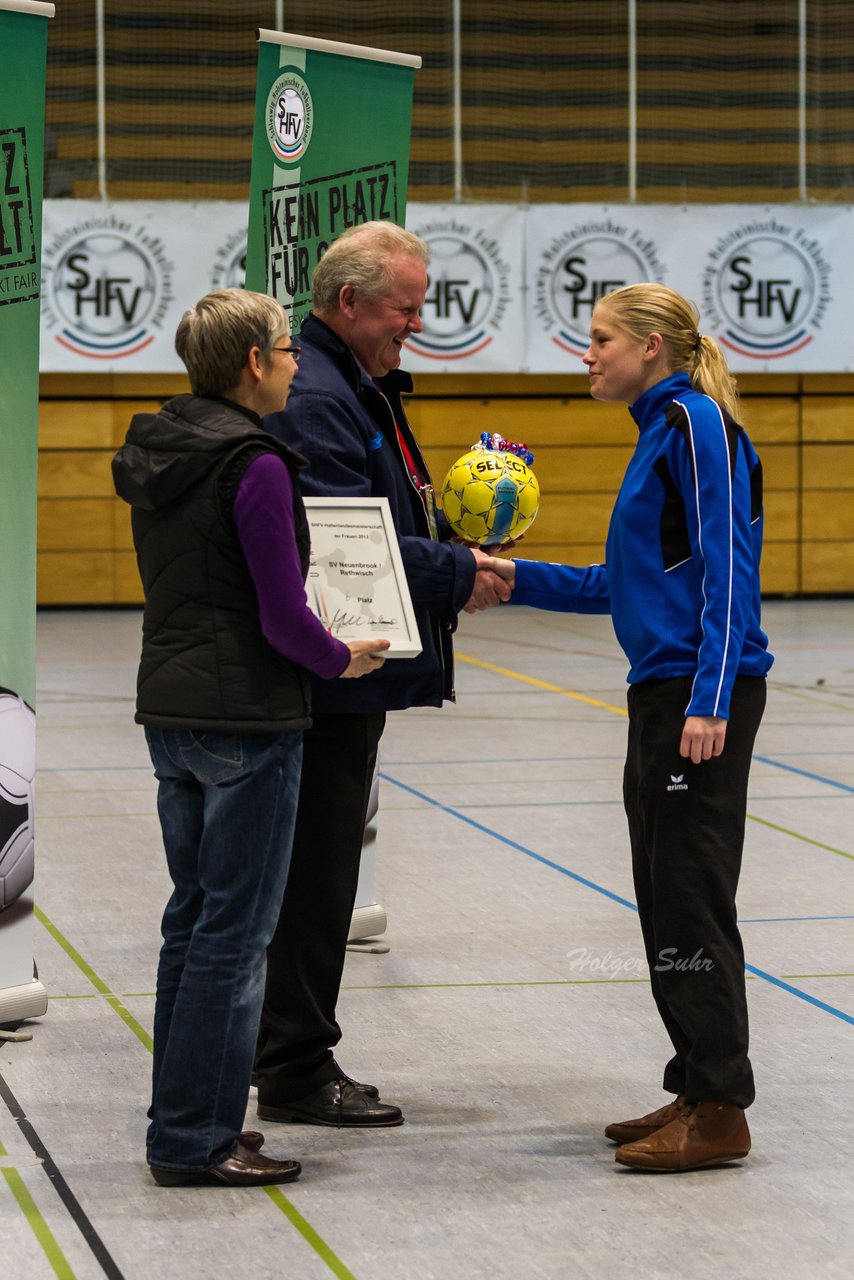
[604,1095,685,1144]
[237,1130,265,1153]
[146,1130,264,1165]
[615,1100,750,1172]
[150,1140,301,1187]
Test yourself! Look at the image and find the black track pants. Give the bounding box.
[623,675,766,1108]
[255,710,386,1098]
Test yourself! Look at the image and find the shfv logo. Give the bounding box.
[42,220,173,360]
[702,222,831,359]
[535,222,666,358]
[211,227,247,291]
[266,70,313,165]
[407,223,512,362]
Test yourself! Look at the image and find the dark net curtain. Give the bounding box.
[807,0,854,196]
[43,0,453,200]
[459,1,629,201]
[43,0,854,202]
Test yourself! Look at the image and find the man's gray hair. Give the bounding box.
[312,221,430,314]
[174,288,289,397]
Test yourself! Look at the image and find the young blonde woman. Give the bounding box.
[488,284,773,1172]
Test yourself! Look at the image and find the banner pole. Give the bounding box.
[96,0,107,200]
[453,0,463,201]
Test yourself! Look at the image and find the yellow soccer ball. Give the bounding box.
[440,449,540,546]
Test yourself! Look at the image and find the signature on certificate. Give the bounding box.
[329,607,399,633]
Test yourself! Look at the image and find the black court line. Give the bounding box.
[0,1069,127,1280]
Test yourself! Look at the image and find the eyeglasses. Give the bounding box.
[272,344,301,358]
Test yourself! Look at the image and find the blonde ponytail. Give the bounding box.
[599,284,743,423]
[692,334,741,422]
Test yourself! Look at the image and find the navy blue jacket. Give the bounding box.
[512,374,773,719]
[265,314,475,713]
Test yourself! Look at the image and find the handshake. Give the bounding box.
[463,548,517,614]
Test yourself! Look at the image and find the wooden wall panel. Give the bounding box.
[801,544,854,593]
[760,544,799,595]
[38,551,119,605]
[764,492,798,542]
[759,444,799,489]
[801,397,854,442]
[38,451,117,498]
[37,498,114,550]
[36,373,854,603]
[741,397,799,442]
[38,398,164,448]
[409,396,631,447]
[113,500,134,551]
[115,552,144,605]
[508,543,605,568]
[802,444,854,489]
[802,493,854,540]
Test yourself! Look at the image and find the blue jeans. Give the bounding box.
[144,726,303,1170]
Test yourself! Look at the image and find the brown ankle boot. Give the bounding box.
[604,1095,685,1144]
[615,1100,750,1172]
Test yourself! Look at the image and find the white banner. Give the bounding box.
[40,200,247,372]
[524,204,848,373]
[404,203,525,372]
[524,204,677,368]
[38,200,853,374]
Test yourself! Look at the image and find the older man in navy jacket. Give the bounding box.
[255,221,507,1126]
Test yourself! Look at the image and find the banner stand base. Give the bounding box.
[348,902,388,944]
[0,978,48,1028]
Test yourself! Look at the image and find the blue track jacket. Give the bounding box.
[512,373,773,718]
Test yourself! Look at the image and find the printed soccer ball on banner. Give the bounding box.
[440,437,540,546]
[0,691,36,913]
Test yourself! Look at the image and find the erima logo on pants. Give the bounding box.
[667,774,689,791]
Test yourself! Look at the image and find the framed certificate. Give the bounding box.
[303,497,422,658]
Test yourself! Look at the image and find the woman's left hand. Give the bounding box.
[680,715,727,763]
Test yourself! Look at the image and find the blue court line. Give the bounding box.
[381,771,854,1029]
[743,963,854,1026]
[754,755,854,794]
[36,752,854,779]
[762,751,854,759]
[380,773,637,912]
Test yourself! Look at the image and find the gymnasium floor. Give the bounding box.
[3,599,853,1280]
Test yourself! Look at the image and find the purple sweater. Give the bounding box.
[233,452,350,680]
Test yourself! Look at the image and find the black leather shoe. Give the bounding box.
[330,1060,381,1101]
[258,1079,403,1127]
[150,1141,301,1187]
[252,1064,381,1101]
[146,1130,264,1165]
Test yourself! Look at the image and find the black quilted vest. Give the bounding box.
[113,394,313,732]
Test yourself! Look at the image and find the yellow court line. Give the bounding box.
[33,905,357,1279]
[457,649,854,861]
[265,1188,359,1280]
[29,647,832,1280]
[1,1168,78,1279]
[34,905,153,1054]
[456,652,628,716]
[341,978,649,989]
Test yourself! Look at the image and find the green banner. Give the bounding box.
[246,30,420,329]
[0,0,52,1017]
[0,0,52,709]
